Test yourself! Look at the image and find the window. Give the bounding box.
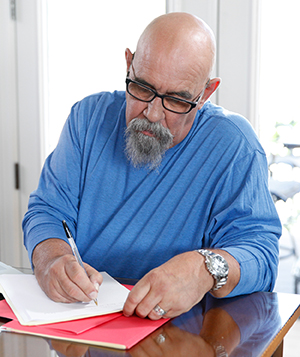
[41,0,166,157]
[259,0,300,158]
[259,0,300,294]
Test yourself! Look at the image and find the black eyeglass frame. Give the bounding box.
[125,77,208,114]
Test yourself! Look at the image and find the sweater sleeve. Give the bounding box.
[205,150,281,296]
[22,94,101,264]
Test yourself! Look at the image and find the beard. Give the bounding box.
[125,118,174,171]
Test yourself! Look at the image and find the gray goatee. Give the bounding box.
[125,118,174,170]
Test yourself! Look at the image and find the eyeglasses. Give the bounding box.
[125,75,208,115]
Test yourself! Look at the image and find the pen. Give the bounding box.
[62,220,98,306]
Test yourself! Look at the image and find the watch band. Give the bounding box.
[196,249,229,291]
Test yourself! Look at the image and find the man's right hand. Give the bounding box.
[32,238,103,303]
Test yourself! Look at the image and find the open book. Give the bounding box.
[0,272,129,326]
[0,261,23,275]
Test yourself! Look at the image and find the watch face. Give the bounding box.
[208,255,228,276]
[197,249,229,291]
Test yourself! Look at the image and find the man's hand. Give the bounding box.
[32,238,103,303]
[123,251,214,320]
[123,250,240,320]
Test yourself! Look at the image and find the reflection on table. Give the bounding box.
[1,290,299,357]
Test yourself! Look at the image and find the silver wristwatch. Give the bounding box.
[196,249,229,291]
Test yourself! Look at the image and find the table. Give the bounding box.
[1,288,300,357]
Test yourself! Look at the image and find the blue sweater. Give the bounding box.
[23,91,281,297]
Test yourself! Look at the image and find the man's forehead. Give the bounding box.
[131,69,193,100]
[131,57,197,100]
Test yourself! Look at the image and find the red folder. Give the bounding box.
[0,299,169,350]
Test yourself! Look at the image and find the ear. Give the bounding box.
[197,77,221,108]
[125,48,134,73]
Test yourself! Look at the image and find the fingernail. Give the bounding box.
[89,291,98,300]
[94,282,100,291]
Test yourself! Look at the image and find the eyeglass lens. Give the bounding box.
[127,81,192,114]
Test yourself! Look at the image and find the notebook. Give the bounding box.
[0,272,129,325]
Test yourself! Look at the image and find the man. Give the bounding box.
[23,12,281,321]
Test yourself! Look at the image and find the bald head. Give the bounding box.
[124,12,221,156]
[135,12,216,81]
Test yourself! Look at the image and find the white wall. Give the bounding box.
[169,0,261,131]
[15,0,44,267]
[217,0,260,132]
[0,0,45,267]
[0,0,22,266]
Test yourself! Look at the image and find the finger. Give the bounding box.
[136,292,169,319]
[125,286,167,319]
[45,263,89,303]
[123,279,151,317]
[133,282,170,319]
[150,303,190,320]
[47,257,96,303]
[37,255,80,303]
[45,278,77,303]
[149,304,169,320]
[84,264,103,289]
[34,254,95,303]
[123,269,175,318]
[137,289,184,320]
[56,275,89,303]
[64,260,99,302]
[149,300,191,320]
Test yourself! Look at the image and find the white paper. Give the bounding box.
[0,262,23,275]
[0,272,129,326]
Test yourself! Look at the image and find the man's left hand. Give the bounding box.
[123,251,214,320]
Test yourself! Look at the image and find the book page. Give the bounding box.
[0,262,23,275]
[0,272,129,326]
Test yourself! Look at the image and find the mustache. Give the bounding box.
[126,118,173,140]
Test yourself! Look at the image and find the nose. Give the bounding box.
[143,97,165,123]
